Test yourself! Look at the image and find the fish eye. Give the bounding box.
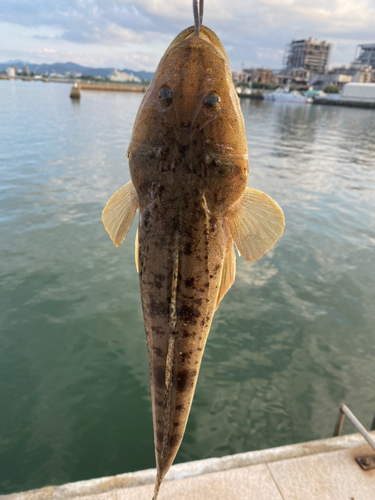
[158,86,173,108]
[203,91,221,112]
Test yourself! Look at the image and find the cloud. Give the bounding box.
[28,48,57,53]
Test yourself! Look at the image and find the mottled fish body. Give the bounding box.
[103,25,284,499]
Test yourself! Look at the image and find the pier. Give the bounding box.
[3,431,375,500]
[314,97,375,109]
[78,83,147,93]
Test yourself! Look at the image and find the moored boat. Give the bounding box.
[264,88,313,104]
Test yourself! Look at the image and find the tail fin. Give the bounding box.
[152,475,162,500]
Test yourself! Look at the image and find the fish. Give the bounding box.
[102,24,285,499]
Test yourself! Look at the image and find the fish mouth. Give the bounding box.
[166,25,229,63]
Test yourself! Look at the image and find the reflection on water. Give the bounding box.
[1,81,375,493]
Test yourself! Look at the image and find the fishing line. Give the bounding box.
[193,0,204,36]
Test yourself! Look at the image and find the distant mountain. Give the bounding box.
[0,61,154,81]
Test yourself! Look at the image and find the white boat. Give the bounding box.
[236,86,252,95]
[264,88,313,104]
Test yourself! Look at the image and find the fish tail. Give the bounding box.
[152,475,162,500]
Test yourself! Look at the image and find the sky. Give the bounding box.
[1,0,375,71]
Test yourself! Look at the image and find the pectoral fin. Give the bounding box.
[216,237,236,310]
[228,188,285,262]
[102,181,139,247]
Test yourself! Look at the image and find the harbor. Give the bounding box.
[1,80,375,495]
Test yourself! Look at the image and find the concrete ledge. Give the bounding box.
[3,431,375,500]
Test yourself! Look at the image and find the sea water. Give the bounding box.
[1,80,374,493]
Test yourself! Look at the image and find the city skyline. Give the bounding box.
[1,0,374,72]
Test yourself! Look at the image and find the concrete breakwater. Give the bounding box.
[237,92,264,100]
[79,83,147,92]
[70,82,148,99]
[314,97,375,109]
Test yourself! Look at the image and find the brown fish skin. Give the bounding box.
[102,24,284,500]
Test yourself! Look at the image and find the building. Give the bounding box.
[284,38,331,76]
[6,67,16,77]
[354,44,375,71]
[232,67,275,86]
[309,65,374,91]
[276,68,310,87]
[110,69,141,83]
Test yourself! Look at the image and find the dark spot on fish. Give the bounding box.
[205,282,210,288]
[173,422,180,427]
[153,347,164,358]
[156,432,164,444]
[210,275,213,278]
[156,400,163,408]
[214,264,220,272]
[201,319,205,326]
[178,304,201,324]
[185,277,195,288]
[194,298,203,307]
[154,367,165,388]
[177,369,196,392]
[148,152,156,160]
[197,347,202,351]
[149,298,169,317]
[184,242,193,255]
[176,404,184,411]
[151,326,165,336]
[157,419,163,426]
[179,145,188,158]
[169,434,182,447]
[180,352,191,363]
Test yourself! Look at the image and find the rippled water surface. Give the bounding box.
[1,80,375,494]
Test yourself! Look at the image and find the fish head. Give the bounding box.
[129,25,248,214]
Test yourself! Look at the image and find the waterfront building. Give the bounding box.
[309,65,374,91]
[232,68,275,86]
[6,67,16,77]
[110,69,141,83]
[276,67,310,87]
[354,44,375,71]
[284,38,331,75]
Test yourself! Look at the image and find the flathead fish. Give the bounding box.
[103,24,285,499]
